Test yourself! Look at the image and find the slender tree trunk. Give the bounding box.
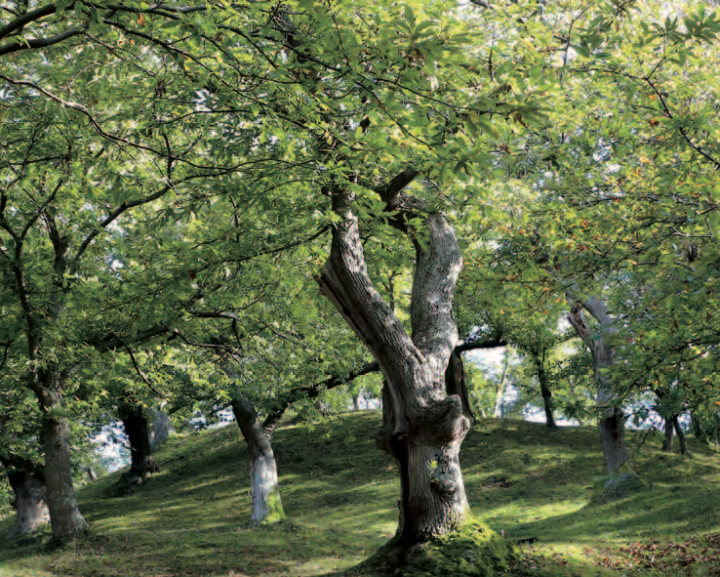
[231,398,285,525]
[119,402,159,482]
[493,349,511,419]
[535,353,557,430]
[317,182,471,544]
[662,417,674,452]
[673,415,690,456]
[0,456,49,539]
[568,301,632,479]
[352,393,360,410]
[33,378,87,541]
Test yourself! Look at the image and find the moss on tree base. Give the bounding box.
[338,518,515,577]
[590,473,649,504]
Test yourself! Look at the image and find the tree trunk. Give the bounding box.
[673,415,690,456]
[352,393,360,410]
[568,301,632,479]
[317,182,470,544]
[0,455,49,539]
[535,353,557,430]
[119,402,159,483]
[149,410,174,451]
[231,398,285,525]
[493,348,511,418]
[33,380,87,542]
[662,417,674,452]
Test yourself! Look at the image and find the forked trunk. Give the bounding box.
[119,402,159,482]
[0,456,49,539]
[231,398,285,525]
[317,182,470,544]
[37,384,87,541]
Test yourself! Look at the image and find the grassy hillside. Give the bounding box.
[1,412,720,576]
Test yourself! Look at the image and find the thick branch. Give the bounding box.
[0,3,56,41]
[0,27,85,56]
[410,213,463,383]
[316,189,426,422]
[261,362,378,437]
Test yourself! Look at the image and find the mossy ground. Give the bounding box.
[1,413,719,576]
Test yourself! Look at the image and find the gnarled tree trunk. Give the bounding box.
[317,180,471,544]
[568,300,632,479]
[231,398,285,525]
[0,455,49,539]
[119,402,159,483]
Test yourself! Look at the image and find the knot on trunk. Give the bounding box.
[417,396,469,444]
[430,454,462,497]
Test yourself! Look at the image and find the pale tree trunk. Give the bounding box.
[568,299,633,479]
[231,398,285,525]
[149,410,174,451]
[33,378,88,541]
[493,348,511,419]
[0,455,49,539]
[119,401,159,483]
[317,178,471,544]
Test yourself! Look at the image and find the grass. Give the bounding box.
[1,412,720,576]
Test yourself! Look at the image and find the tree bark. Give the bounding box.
[0,455,49,539]
[30,376,88,542]
[662,417,674,452]
[493,349,511,419]
[673,415,690,456]
[534,352,557,430]
[231,398,285,525]
[317,182,470,544]
[568,300,632,478]
[149,410,174,451]
[119,402,159,482]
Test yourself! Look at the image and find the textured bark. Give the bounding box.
[445,350,476,424]
[36,382,88,541]
[0,455,49,539]
[568,301,632,478]
[231,398,285,525]
[119,402,159,482]
[317,184,469,544]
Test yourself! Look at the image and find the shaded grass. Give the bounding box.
[1,413,719,576]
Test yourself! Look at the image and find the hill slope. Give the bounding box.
[1,412,720,576]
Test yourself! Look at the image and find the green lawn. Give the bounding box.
[1,412,720,576]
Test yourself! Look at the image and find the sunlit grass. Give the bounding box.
[1,412,720,576]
